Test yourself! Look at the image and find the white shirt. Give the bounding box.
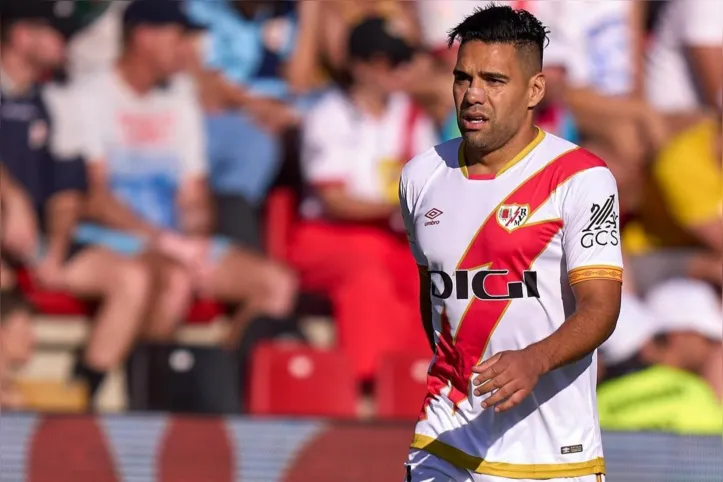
[417,1,632,95]
[400,130,623,478]
[645,0,723,112]
[77,69,207,229]
[300,89,438,220]
[65,2,127,82]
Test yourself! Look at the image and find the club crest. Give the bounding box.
[496,204,530,232]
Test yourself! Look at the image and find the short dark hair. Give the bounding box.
[0,288,33,325]
[447,4,550,72]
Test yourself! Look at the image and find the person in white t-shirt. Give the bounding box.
[289,17,438,387]
[400,6,622,481]
[646,0,723,116]
[73,0,297,346]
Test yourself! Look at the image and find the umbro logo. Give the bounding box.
[424,208,443,226]
[581,194,619,248]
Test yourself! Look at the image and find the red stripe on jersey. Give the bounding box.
[420,147,607,417]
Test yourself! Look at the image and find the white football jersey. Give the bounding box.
[399,129,622,479]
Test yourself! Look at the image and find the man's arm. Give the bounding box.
[316,185,397,222]
[526,280,621,373]
[85,162,159,238]
[0,163,40,260]
[417,264,435,352]
[44,190,82,262]
[473,165,623,412]
[176,176,213,236]
[681,2,723,110]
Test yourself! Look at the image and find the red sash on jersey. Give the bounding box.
[420,148,607,418]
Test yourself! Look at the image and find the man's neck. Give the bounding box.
[349,86,390,119]
[116,55,159,96]
[0,50,38,95]
[464,123,539,175]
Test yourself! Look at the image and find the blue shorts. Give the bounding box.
[74,223,232,263]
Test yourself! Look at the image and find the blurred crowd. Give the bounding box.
[0,0,721,431]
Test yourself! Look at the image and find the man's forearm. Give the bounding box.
[324,197,396,222]
[45,193,82,260]
[87,191,159,238]
[565,87,644,125]
[525,305,618,374]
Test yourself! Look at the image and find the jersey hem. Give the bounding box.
[410,434,606,479]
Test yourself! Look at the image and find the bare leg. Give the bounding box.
[207,247,298,348]
[61,248,151,371]
[140,253,194,342]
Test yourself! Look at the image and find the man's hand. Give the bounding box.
[471,348,546,413]
[246,98,300,134]
[1,190,40,261]
[33,254,66,291]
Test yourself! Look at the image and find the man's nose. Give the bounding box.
[464,85,487,104]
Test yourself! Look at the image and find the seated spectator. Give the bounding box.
[623,117,722,293]
[541,0,665,213]
[0,289,36,410]
[290,17,438,388]
[645,0,722,131]
[72,0,297,347]
[185,0,323,247]
[0,2,151,406]
[319,0,420,73]
[597,279,723,434]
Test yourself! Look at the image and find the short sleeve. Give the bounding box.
[76,84,106,162]
[412,114,439,157]
[398,173,427,266]
[300,102,350,185]
[41,86,87,194]
[174,80,208,178]
[562,167,623,285]
[680,0,723,46]
[563,1,633,96]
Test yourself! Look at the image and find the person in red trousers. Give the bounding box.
[290,17,439,388]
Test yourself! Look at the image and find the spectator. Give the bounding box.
[597,279,723,434]
[645,0,723,126]
[289,17,438,387]
[64,1,128,82]
[0,1,151,406]
[72,0,297,347]
[0,289,36,410]
[539,0,664,213]
[622,117,722,293]
[319,0,420,73]
[185,0,323,248]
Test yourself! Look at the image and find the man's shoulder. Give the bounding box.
[401,138,461,190]
[307,89,350,117]
[537,132,610,176]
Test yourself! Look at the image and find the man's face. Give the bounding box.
[11,22,66,70]
[453,41,542,152]
[352,56,408,95]
[0,310,35,367]
[647,331,717,375]
[136,24,185,79]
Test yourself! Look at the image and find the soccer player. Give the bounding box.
[399,6,622,482]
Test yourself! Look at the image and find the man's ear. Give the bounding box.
[528,72,546,110]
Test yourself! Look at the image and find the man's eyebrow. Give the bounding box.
[480,71,510,81]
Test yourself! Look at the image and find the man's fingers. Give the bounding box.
[472,353,502,375]
[480,382,516,409]
[494,390,528,413]
[473,373,507,397]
